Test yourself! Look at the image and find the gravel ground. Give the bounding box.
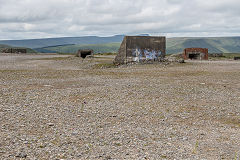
[0,54,239,159]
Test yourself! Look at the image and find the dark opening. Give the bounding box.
[234,57,240,60]
[189,53,200,59]
[81,51,92,58]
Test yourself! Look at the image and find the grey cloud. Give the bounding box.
[0,0,240,40]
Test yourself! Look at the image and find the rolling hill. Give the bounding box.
[0,35,125,49]
[35,43,121,54]
[167,37,240,54]
[0,44,36,53]
[37,37,240,54]
[1,36,240,54]
[0,44,12,49]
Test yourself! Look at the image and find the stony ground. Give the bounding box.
[0,53,239,160]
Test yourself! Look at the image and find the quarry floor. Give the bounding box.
[0,53,239,159]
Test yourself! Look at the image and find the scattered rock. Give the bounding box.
[48,123,55,127]
[105,156,112,160]
[16,152,27,158]
[182,137,188,141]
[1,54,239,160]
[178,59,185,63]
[71,131,78,135]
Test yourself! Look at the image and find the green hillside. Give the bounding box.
[2,36,240,54]
[39,37,240,54]
[0,44,36,53]
[0,44,11,49]
[39,42,121,54]
[167,37,240,54]
[0,35,124,48]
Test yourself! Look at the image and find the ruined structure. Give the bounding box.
[209,53,224,57]
[183,48,208,60]
[76,49,93,58]
[114,36,166,64]
[1,48,27,54]
[234,57,240,60]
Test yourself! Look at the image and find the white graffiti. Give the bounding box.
[132,48,162,62]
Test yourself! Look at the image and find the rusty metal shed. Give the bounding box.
[114,36,166,64]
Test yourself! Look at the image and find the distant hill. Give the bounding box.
[36,43,121,54]
[1,36,240,54]
[0,44,36,53]
[167,37,240,54]
[0,35,125,48]
[40,37,240,54]
[0,44,11,49]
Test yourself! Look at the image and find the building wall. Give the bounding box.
[114,37,127,64]
[183,48,208,60]
[234,57,240,60]
[114,36,166,64]
[76,49,93,58]
[1,48,27,53]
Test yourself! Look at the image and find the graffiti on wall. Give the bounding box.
[132,47,162,62]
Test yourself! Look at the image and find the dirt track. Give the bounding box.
[0,54,239,159]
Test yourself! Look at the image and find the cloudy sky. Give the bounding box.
[0,0,240,40]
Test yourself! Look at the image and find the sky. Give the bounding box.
[0,0,240,40]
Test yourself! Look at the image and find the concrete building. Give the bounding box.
[234,57,240,60]
[114,36,166,64]
[183,48,208,60]
[76,49,93,58]
[1,48,27,54]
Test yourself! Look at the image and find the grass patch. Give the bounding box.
[220,117,240,127]
[192,140,199,154]
[93,62,116,69]
[223,53,240,59]
[208,53,240,60]
[33,57,71,61]
[0,69,85,80]
[57,52,75,55]
[96,52,117,55]
[161,155,167,159]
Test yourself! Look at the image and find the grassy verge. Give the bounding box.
[92,62,116,69]
[57,52,76,55]
[223,53,240,58]
[95,52,117,56]
[33,57,72,61]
